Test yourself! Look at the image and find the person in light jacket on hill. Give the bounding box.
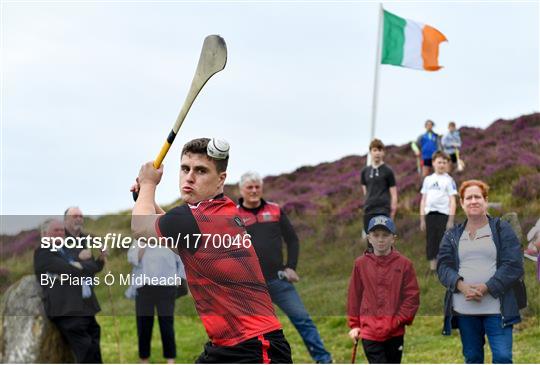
[437,179,524,364]
[441,121,462,172]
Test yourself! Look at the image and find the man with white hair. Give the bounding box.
[34,218,104,363]
[64,206,104,261]
[64,206,84,236]
[237,171,333,364]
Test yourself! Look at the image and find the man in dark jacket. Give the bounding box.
[34,217,105,363]
[237,171,333,364]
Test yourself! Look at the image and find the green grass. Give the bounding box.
[96,315,540,363]
[81,221,540,363]
[2,211,539,363]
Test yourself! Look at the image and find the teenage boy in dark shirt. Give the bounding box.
[361,139,398,249]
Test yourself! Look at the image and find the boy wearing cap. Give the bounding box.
[347,216,420,364]
[131,138,291,363]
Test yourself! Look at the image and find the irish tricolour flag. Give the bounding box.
[381,10,447,71]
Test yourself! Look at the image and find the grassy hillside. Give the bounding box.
[87,217,539,363]
[1,113,539,363]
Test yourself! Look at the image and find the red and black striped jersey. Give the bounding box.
[237,199,300,281]
[156,194,281,346]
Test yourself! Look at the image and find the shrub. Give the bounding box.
[512,174,540,201]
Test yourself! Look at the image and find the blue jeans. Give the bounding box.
[267,279,332,363]
[456,315,513,364]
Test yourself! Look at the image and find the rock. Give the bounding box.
[0,275,75,363]
[501,212,523,242]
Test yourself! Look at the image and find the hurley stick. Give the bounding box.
[351,339,359,363]
[133,35,227,201]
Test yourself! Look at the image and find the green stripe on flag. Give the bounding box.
[381,10,406,66]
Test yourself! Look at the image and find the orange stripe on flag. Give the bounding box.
[421,25,447,71]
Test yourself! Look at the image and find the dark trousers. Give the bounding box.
[136,285,177,359]
[51,316,102,363]
[362,336,404,364]
[196,329,292,364]
[425,211,448,260]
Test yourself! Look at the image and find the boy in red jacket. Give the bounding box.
[347,215,420,363]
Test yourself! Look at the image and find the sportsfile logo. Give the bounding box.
[40,233,131,252]
[40,233,253,251]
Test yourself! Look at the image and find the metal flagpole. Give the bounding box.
[368,3,384,166]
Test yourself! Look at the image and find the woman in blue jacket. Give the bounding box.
[437,179,524,364]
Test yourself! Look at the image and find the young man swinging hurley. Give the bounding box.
[131,138,291,363]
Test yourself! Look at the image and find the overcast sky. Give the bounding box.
[2,1,539,220]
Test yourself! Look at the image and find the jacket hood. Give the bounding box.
[363,249,402,265]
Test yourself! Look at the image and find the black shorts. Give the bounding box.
[196,329,292,364]
[425,212,448,260]
[362,335,404,364]
[423,158,433,167]
[449,153,458,164]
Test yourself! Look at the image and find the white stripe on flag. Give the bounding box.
[402,19,424,70]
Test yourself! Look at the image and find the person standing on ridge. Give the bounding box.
[441,121,462,172]
[415,120,441,177]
